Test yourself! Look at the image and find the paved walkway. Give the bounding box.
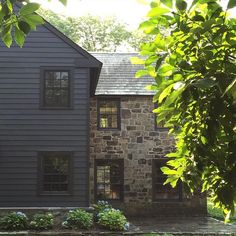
[0,217,236,235]
[129,217,236,235]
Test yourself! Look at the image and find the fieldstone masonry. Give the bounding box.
[90,96,206,216]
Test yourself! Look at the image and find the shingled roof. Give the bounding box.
[91,53,155,96]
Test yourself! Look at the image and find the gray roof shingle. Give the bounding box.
[91,53,155,96]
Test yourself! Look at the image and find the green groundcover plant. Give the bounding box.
[134,0,236,221]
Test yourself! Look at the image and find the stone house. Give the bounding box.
[0,16,206,216]
[89,53,206,216]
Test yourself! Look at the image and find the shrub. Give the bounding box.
[62,209,93,229]
[0,212,28,230]
[97,208,129,231]
[93,200,112,220]
[29,213,54,230]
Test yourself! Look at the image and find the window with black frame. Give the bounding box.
[97,99,120,130]
[152,159,182,201]
[42,70,70,108]
[39,152,72,194]
[95,159,124,201]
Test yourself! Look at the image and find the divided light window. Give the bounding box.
[95,159,124,201]
[97,99,120,130]
[152,159,182,201]
[39,152,72,195]
[41,69,71,108]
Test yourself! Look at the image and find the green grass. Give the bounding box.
[207,200,236,224]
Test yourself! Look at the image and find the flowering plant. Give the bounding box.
[29,213,54,230]
[97,208,129,231]
[62,209,93,229]
[0,212,28,230]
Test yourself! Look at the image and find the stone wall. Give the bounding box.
[89,96,206,216]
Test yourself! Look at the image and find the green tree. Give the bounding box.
[38,9,151,52]
[137,0,236,220]
[0,0,66,47]
[38,9,132,52]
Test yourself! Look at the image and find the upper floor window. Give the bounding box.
[97,98,120,130]
[152,159,182,201]
[95,159,124,201]
[41,69,72,108]
[38,152,72,195]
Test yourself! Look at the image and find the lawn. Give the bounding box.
[208,200,236,224]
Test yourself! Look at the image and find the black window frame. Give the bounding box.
[94,159,124,202]
[152,158,182,202]
[97,97,121,130]
[40,67,74,109]
[38,151,73,196]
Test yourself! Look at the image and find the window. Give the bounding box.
[95,159,124,201]
[97,99,120,130]
[41,69,72,108]
[38,152,72,195]
[152,159,182,201]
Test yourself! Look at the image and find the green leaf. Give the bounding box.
[176,0,187,11]
[160,0,173,8]
[147,7,170,17]
[14,27,25,47]
[130,57,145,65]
[159,84,174,103]
[59,0,67,5]
[223,79,236,96]
[2,30,12,48]
[158,64,175,76]
[6,0,13,13]
[18,21,31,34]
[20,3,40,16]
[227,0,236,9]
[193,78,217,89]
[22,14,44,30]
[135,70,148,78]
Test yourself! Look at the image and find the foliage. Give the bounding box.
[37,8,150,52]
[62,209,93,230]
[0,212,28,230]
[138,0,236,220]
[93,200,112,217]
[208,200,236,224]
[97,208,129,231]
[29,213,54,230]
[0,0,67,47]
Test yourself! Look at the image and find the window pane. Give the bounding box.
[153,159,181,201]
[44,71,70,107]
[98,100,119,129]
[41,153,70,193]
[95,160,123,201]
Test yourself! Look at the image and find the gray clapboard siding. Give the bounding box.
[0,20,98,207]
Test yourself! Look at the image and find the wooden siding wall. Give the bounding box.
[0,26,90,207]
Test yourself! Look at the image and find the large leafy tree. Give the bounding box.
[37,9,132,52]
[137,0,236,219]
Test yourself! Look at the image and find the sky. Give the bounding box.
[34,0,236,30]
[34,0,150,30]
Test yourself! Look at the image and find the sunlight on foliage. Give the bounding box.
[137,0,236,220]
